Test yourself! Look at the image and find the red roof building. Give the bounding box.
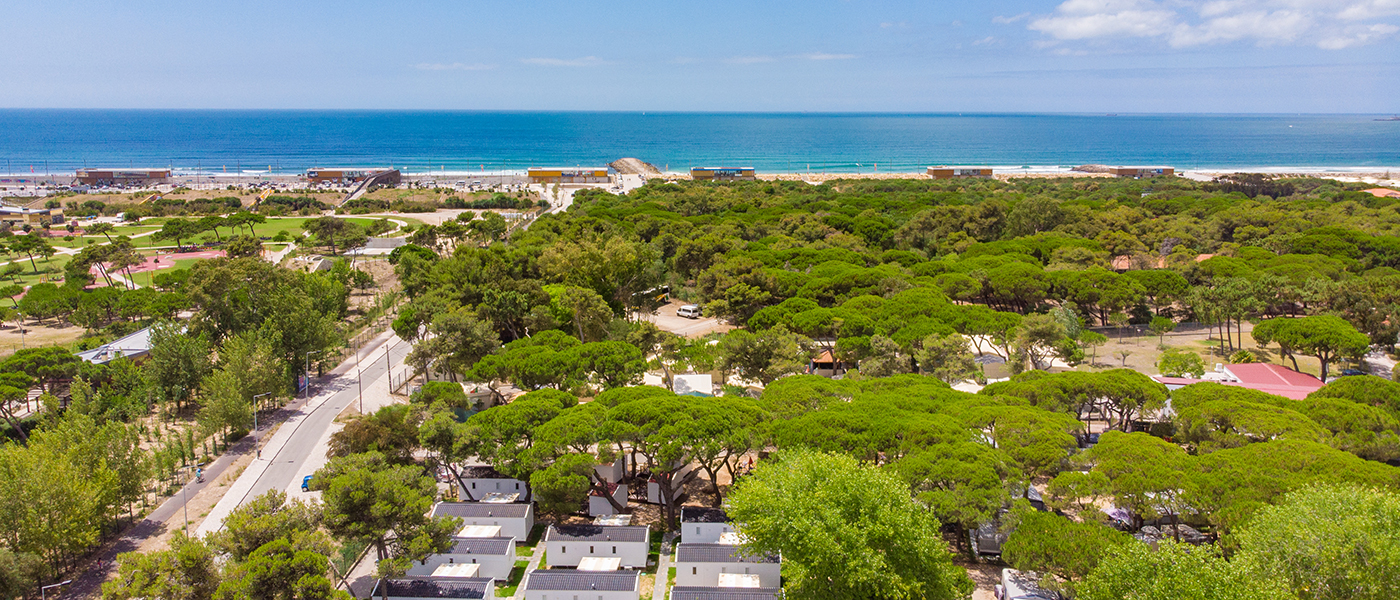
[1153,363,1324,400]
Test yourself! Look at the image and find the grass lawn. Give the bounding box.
[495,559,531,597]
[1,254,73,287]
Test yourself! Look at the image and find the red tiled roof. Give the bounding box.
[1224,363,1324,388]
[1154,363,1324,400]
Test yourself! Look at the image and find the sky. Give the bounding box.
[2,0,1397,112]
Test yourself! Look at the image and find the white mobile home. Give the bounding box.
[544,524,650,568]
[371,577,496,600]
[670,588,782,600]
[519,570,640,600]
[406,537,516,580]
[673,543,781,588]
[589,483,630,516]
[680,507,734,544]
[431,501,535,541]
[458,465,527,500]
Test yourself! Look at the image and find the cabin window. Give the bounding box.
[612,546,616,554]
[695,527,701,535]
[692,567,697,575]
[561,546,566,553]
[589,546,594,553]
[471,482,476,489]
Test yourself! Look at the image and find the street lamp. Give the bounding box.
[40,580,71,600]
[304,350,323,400]
[252,392,272,431]
[177,465,199,536]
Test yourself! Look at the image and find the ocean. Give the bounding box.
[0,110,1397,175]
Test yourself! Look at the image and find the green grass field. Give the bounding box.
[1,254,73,287]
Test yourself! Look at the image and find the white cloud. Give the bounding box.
[1029,0,1400,48]
[972,36,998,45]
[520,56,608,67]
[412,62,495,71]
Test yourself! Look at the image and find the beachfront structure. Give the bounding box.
[1153,362,1325,400]
[1363,188,1400,199]
[691,167,756,181]
[927,166,993,179]
[527,168,611,184]
[674,543,782,588]
[519,570,640,600]
[371,577,496,600]
[406,536,516,579]
[304,168,401,185]
[74,169,171,186]
[1110,166,1175,178]
[430,501,535,541]
[457,465,528,501]
[544,524,650,568]
[75,326,156,365]
[0,205,63,226]
[681,507,735,544]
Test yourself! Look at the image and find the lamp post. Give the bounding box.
[304,350,323,400]
[252,392,272,431]
[40,580,71,600]
[177,465,197,536]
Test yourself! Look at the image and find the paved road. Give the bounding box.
[199,332,413,534]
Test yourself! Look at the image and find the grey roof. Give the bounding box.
[374,578,492,599]
[671,587,782,600]
[448,537,514,555]
[676,543,778,564]
[681,507,730,524]
[548,524,649,543]
[75,326,156,364]
[524,570,639,592]
[432,502,531,519]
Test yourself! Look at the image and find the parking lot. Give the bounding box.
[649,301,730,338]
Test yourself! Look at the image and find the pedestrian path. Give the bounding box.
[652,532,676,600]
[514,543,547,600]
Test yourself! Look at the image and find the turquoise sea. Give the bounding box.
[0,110,1397,174]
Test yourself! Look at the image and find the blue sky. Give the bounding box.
[2,0,1397,112]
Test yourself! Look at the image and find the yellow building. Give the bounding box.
[927,166,993,179]
[527,168,611,184]
[690,167,756,181]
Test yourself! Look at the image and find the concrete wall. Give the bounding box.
[673,561,781,588]
[545,539,648,568]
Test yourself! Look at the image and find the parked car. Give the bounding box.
[677,304,702,319]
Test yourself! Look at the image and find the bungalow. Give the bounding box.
[406,536,516,580]
[75,325,156,365]
[673,544,781,588]
[670,588,782,600]
[544,524,650,569]
[808,350,848,378]
[370,577,496,600]
[681,507,735,544]
[458,465,528,501]
[1153,362,1325,400]
[589,482,630,516]
[431,501,535,541]
[519,570,640,600]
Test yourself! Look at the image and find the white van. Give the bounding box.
[677,304,702,319]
